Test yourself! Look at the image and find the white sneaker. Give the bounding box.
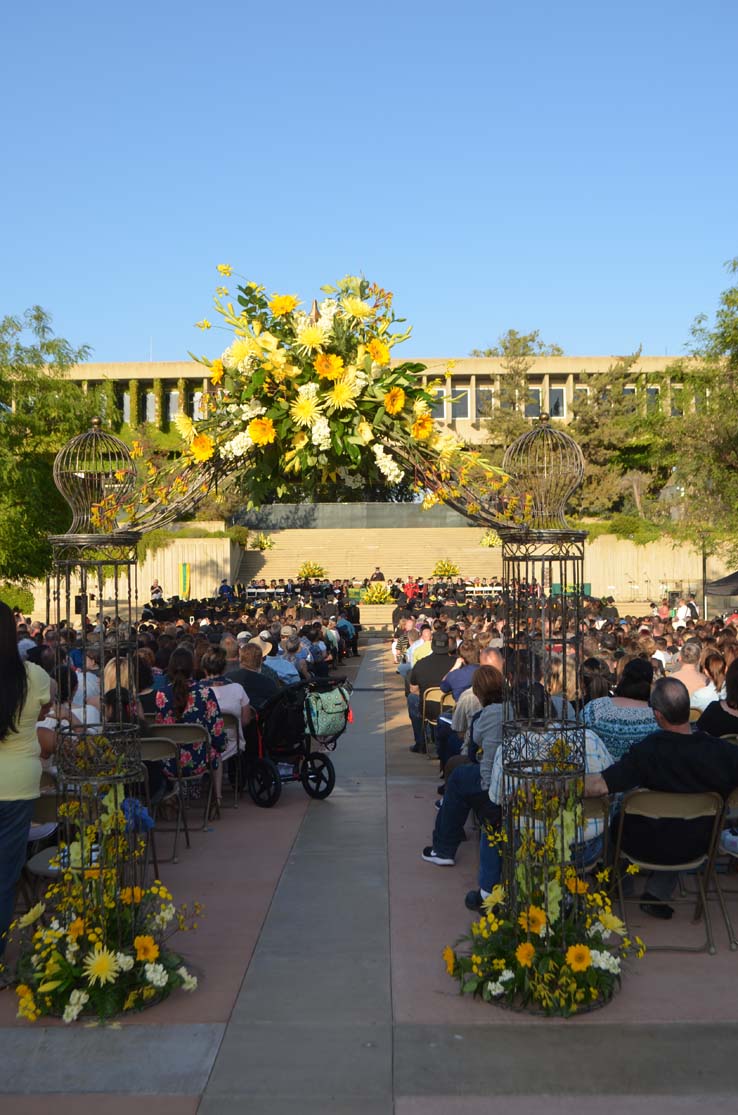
[720,828,738,857]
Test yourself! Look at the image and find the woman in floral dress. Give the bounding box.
[154,646,226,784]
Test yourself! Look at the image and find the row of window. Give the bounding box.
[95,380,696,426]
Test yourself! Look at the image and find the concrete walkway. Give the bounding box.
[4,644,738,1113]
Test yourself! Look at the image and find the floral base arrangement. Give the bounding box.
[444,871,644,1017]
[297,560,327,580]
[360,583,394,604]
[11,881,200,1024]
[431,559,461,578]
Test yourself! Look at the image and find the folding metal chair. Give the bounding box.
[143,723,217,832]
[220,711,242,807]
[612,788,724,954]
[140,736,182,866]
[582,795,611,871]
[21,793,60,906]
[421,687,445,760]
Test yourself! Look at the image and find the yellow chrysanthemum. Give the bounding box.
[268,293,300,317]
[357,420,374,444]
[216,263,233,276]
[210,359,224,386]
[83,946,120,987]
[17,902,45,929]
[384,387,406,415]
[190,434,215,463]
[411,414,434,440]
[515,941,535,968]
[134,935,160,962]
[248,417,277,446]
[598,910,627,936]
[314,353,345,380]
[367,338,390,365]
[442,945,455,976]
[296,323,328,353]
[290,394,321,427]
[565,875,589,895]
[327,380,358,412]
[566,944,592,972]
[341,295,373,320]
[173,413,195,441]
[518,905,547,935]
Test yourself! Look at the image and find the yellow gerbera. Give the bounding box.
[327,381,358,412]
[517,905,547,936]
[314,353,345,380]
[515,941,535,968]
[442,945,456,976]
[248,417,277,446]
[367,338,390,365]
[216,263,233,276]
[290,394,321,427]
[190,434,215,463]
[268,293,300,317]
[341,295,373,320]
[384,387,405,415]
[411,414,434,441]
[210,359,224,386]
[566,944,592,972]
[134,935,160,962]
[83,946,120,986]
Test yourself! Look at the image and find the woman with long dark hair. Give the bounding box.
[0,602,52,966]
[153,645,226,783]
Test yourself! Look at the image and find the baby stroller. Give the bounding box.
[246,677,353,807]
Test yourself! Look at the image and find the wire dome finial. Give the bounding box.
[502,413,584,531]
[53,419,136,535]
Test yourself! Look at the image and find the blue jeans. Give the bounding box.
[436,720,463,769]
[0,799,36,958]
[407,693,424,747]
[432,762,484,858]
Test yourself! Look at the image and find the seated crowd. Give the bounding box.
[393,593,738,919]
[0,601,362,965]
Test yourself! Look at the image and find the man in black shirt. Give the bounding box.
[407,631,455,753]
[226,642,279,710]
[586,677,738,917]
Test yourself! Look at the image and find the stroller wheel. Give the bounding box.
[300,752,336,800]
[247,758,282,808]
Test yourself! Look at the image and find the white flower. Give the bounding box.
[372,444,403,485]
[499,969,514,983]
[177,965,198,992]
[590,949,621,974]
[144,962,169,988]
[63,1002,83,1024]
[116,953,135,972]
[298,381,320,400]
[318,298,339,327]
[153,903,176,930]
[240,402,266,419]
[68,989,89,1008]
[587,920,611,941]
[337,468,363,490]
[65,943,79,963]
[486,980,505,996]
[222,431,254,460]
[310,416,332,451]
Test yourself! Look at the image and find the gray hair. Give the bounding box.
[680,640,702,665]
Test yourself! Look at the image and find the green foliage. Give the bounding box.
[0,307,94,581]
[472,330,564,451]
[227,525,250,548]
[0,583,35,614]
[574,515,663,546]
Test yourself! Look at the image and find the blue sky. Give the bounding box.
[2,0,736,364]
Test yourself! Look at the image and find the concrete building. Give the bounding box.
[66,354,690,443]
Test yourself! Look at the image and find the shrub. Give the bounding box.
[0,583,35,614]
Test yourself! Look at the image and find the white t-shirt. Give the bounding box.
[210,681,250,762]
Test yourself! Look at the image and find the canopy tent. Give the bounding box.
[705,571,738,596]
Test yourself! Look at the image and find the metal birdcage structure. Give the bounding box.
[498,415,590,935]
[47,420,149,945]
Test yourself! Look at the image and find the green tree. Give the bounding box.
[0,307,94,581]
[472,329,564,451]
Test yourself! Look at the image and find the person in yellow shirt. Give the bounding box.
[0,603,52,966]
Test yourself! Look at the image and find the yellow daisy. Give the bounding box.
[327,380,358,413]
[296,323,328,353]
[367,338,390,365]
[314,353,345,380]
[210,359,224,386]
[515,941,535,968]
[190,434,215,463]
[83,946,120,987]
[248,417,277,446]
[384,387,405,415]
[134,935,160,962]
[566,944,592,972]
[411,414,434,440]
[269,293,300,317]
[518,905,547,935]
